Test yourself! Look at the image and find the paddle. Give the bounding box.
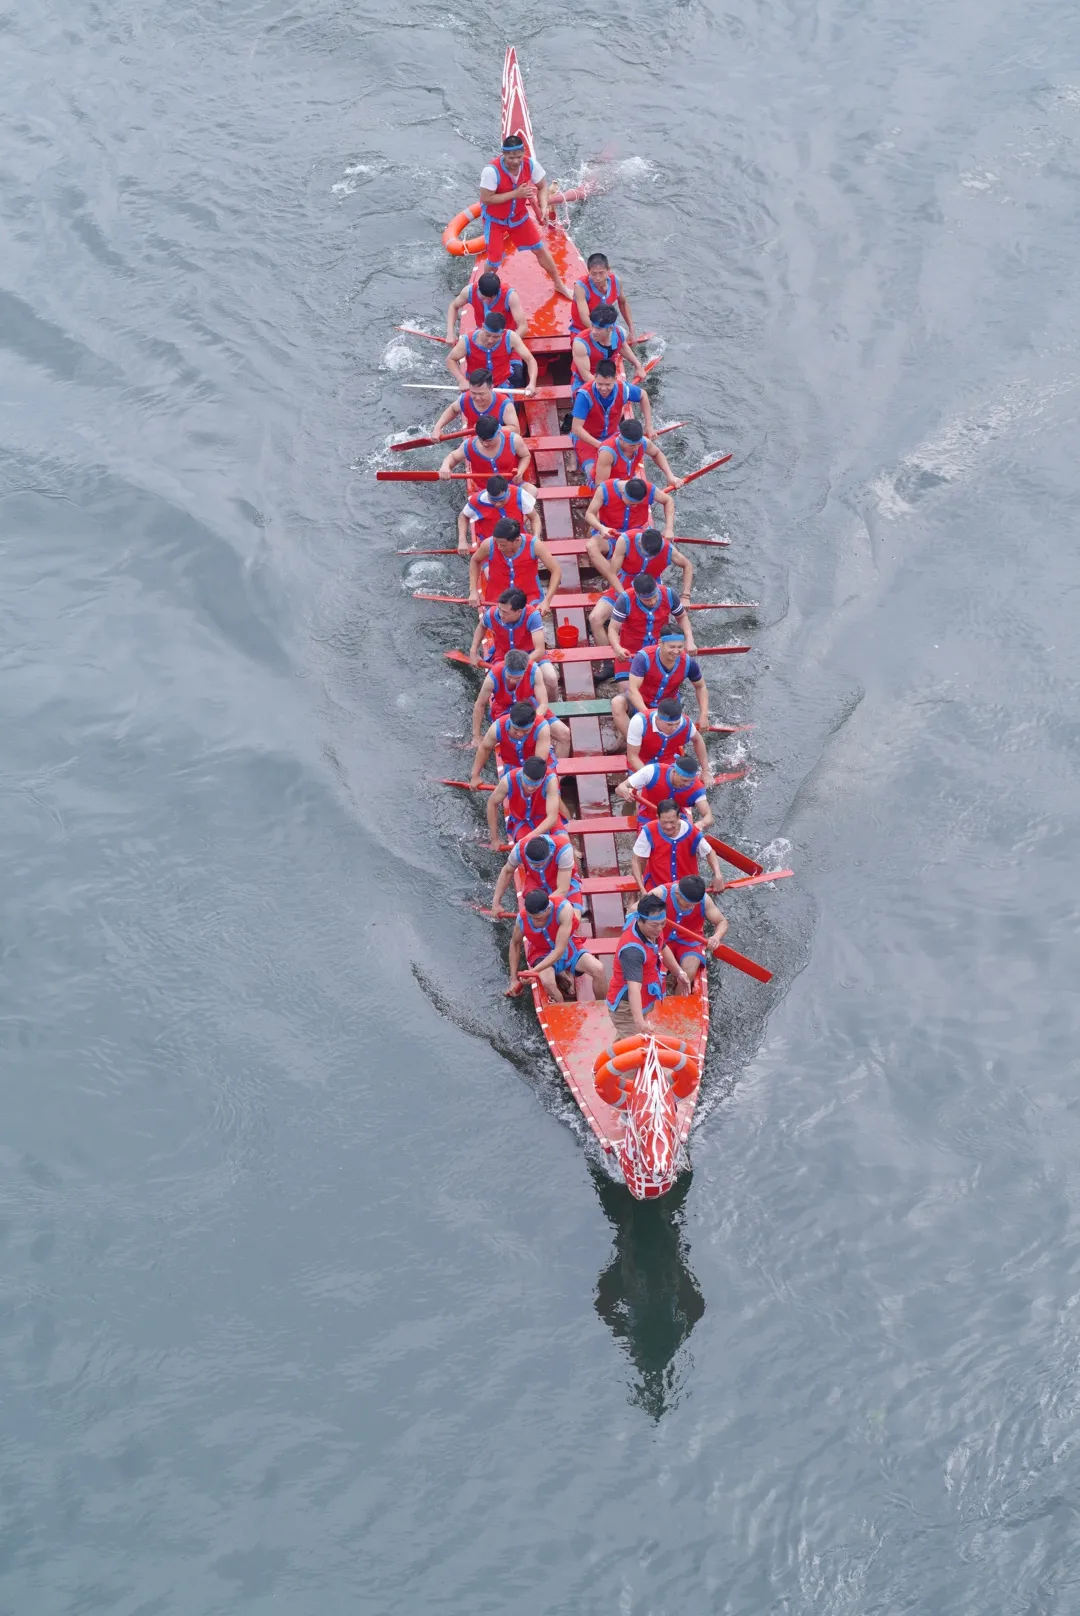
[702,835,763,877]
[662,453,733,494]
[396,326,452,345]
[389,419,687,454]
[664,916,773,983]
[396,534,731,556]
[724,869,794,890]
[412,591,757,611]
[438,778,494,792]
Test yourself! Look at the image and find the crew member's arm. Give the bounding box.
[630,837,649,894]
[446,337,470,389]
[537,776,562,836]
[584,486,614,537]
[507,920,525,994]
[467,613,486,667]
[533,540,563,612]
[445,284,471,343]
[690,726,713,788]
[521,488,543,541]
[634,385,654,436]
[570,395,605,456]
[645,437,679,487]
[532,908,576,975]
[588,534,624,592]
[691,791,714,831]
[553,844,576,900]
[670,594,697,654]
[572,335,594,388]
[607,597,631,662]
[703,895,729,950]
[621,339,647,382]
[571,282,590,332]
[529,669,550,723]
[511,433,531,485]
[528,619,548,667]
[532,721,552,764]
[661,943,691,993]
[508,331,538,395]
[506,288,529,337]
[624,981,651,1035]
[470,722,498,787]
[653,486,676,539]
[625,660,651,719]
[593,448,615,486]
[703,842,726,892]
[491,852,519,918]
[486,776,509,849]
[534,173,551,220]
[689,668,709,729]
[671,543,694,600]
[479,177,535,208]
[616,286,636,343]
[458,507,477,559]
[467,538,493,608]
[497,394,522,434]
[615,765,653,807]
[624,712,646,771]
[433,399,464,438]
[472,669,496,745]
[438,444,467,480]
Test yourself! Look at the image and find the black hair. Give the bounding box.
[596,359,617,379]
[679,875,707,902]
[466,367,493,388]
[510,701,537,727]
[522,756,547,781]
[620,418,644,443]
[503,648,529,672]
[625,477,648,500]
[502,587,527,611]
[483,310,507,333]
[486,475,509,497]
[477,271,501,297]
[524,836,550,863]
[592,304,618,327]
[586,252,610,271]
[656,798,680,817]
[493,517,521,542]
[475,415,498,440]
[632,573,658,596]
[657,699,683,721]
[503,132,526,150]
[638,893,666,919]
[524,888,550,914]
[674,752,699,775]
[641,529,664,555]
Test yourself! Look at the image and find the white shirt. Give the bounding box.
[632,819,695,858]
[480,158,546,192]
[462,487,537,522]
[626,713,699,748]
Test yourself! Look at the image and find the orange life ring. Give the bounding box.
[443,202,486,258]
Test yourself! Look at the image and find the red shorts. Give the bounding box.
[484,213,544,265]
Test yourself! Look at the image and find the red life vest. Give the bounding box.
[573,327,624,386]
[634,763,706,821]
[614,585,678,655]
[596,479,656,535]
[503,764,558,841]
[481,154,535,225]
[638,710,693,766]
[463,429,520,481]
[471,483,530,542]
[519,832,583,907]
[484,534,541,604]
[486,659,541,720]
[575,379,632,442]
[617,532,672,588]
[481,603,540,661]
[520,898,583,970]
[594,431,645,485]
[494,711,550,768]
[468,278,514,330]
[606,914,665,1013]
[464,329,515,386]
[652,883,708,947]
[569,270,622,333]
[638,818,704,890]
[458,388,514,429]
[631,643,689,705]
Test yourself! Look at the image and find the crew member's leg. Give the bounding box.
[609,691,631,739]
[547,717,571,757]
[508,214,572,298]
[588,593,616,648]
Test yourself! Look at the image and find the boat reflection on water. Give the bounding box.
[591,1166,705,1419]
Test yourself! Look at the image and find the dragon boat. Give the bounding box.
[383,49,782,1198]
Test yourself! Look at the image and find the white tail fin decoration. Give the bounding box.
[618,1038,680,1199]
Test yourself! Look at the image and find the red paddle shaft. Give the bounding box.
[664,916,773,983]
[662,453,733,494]
[389,419,686,455]
[398,535,730,556]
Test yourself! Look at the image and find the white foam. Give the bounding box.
[331,180,358,197]
[380,339,418,373]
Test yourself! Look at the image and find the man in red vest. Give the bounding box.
[438,415,532,486]
[432,368,521,440]
[630,801,726,894]
[605,894,689,1038]
[625,698,713,784]
[446,269,528,344]
[467,517,562,611]
[486,756,565,850]
[507,890,607,1003]
[651,874,729,991]
[479,134,573,298]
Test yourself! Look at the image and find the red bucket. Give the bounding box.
[555,618,580,649]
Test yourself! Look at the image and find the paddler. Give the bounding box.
[447,310,538,395]
[625,697,713,784]
[584,475,675,546]
[631,800,726,894]
[491,830,583,917]
[432,368,521,440]
[610,630,708,738]
[471,647,548,746]
[584,417,681,490]
[471,700,555,789]
[478,132,573,299]
[587,532,695,665]
[457,474,539,558]
[468,516,562,612]
[570,251,636,341]
[570,359,653,460]
[650,874,729,991]
[486,755,565,849]
[438,414,531,486]
[609,575,697,672]
[467,586,560,701]
[605,893,691,1038]
[615,752,714,830]
[507,890,607,1003]
[446,269,527,344]
[571,304,646,391]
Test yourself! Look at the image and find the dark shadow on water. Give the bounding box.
[591,1166,705,1420]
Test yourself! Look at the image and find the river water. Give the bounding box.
[4,0,1080,1610]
